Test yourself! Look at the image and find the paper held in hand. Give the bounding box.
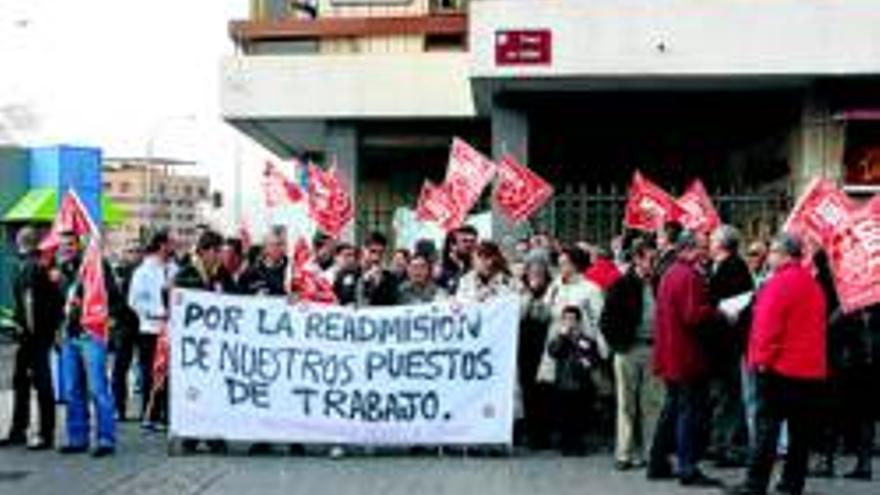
[719,292,754,321]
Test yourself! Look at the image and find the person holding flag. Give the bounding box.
[57,229,124,457]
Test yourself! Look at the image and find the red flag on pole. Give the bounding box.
[784,178,855,248]
[829,196,880,313]
[79,237,109,342]
[444,137,497,218]
[289,237,337,304]
[676,179,721,233]
[307,164,354,239]
[262,161,304,208]
[492,155,554,224]
[415,181,465,232]
[40,189,98,251]
[623,172,684,231]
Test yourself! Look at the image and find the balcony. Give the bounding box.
[233,0,468,55]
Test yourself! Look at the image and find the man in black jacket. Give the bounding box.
[601,238,663,470]
[0,227,63,450]
[242,231,288,296]
[707,225,754,467]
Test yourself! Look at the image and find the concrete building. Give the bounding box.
[103,158,211,253]
[221,0,880,243]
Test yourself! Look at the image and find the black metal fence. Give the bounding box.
[356,181,792,246]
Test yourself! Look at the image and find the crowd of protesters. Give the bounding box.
[0,219,878,495]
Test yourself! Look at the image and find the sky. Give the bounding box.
[0,0,274,231]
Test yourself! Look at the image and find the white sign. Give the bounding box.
[169,290,519,445]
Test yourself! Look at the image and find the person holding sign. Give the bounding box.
[456,241,515,303]
[174,230,229,456]
[398,252,448,305]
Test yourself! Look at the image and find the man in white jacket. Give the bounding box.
[127,230,177,429]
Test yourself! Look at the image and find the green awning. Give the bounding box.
[2,188,127,226]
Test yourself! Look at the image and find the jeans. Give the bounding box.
[745,373,821,495]
[9,338,55,442]
[61,334,115,448]
[649,380,709,479]
[742,364,787,454]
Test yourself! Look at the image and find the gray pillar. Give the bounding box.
[788,92,846,197]
[325,123,359,243]
[491,104,529,249]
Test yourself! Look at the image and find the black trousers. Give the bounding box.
[9,338,55,443]
[137,334,167,423]
[556,387,594,452]
[649,380,709,479]
[111,327,137,419]
[746,373,822,495]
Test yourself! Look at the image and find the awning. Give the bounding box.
[2,188,127,226]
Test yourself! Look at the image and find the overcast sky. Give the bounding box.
[0,0,274,230]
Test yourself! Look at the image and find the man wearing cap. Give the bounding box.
[0,227,63,450]
[726,233,827,495]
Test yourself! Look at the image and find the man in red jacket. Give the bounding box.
[647,231,721,487]
[727,233,827,495]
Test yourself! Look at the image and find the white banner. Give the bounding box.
[169,290,520,445]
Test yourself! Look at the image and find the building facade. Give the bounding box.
[103,158,211,254]
[222,0,880,243]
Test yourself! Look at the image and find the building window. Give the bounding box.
[120,182,131,194]
[103,182,112,192]
[197,187,208,199]
[184,185,193,197]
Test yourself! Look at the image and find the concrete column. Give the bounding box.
[325,122,359,243]
[491,104,529,250]
[788,93,846,197]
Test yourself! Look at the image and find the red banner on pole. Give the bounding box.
[416,181,465,232]
[40,189,97,252]
[80,238,109,342]
[445,137,496,218]
[307,164,354,239]
[623,172,684,231]
[289,237,337,304]
[829,196,880,313]
[784,178,855,247]
[262,161,304,208]
[677,179,721,233]
[493,155,554,224]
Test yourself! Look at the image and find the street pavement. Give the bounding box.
[1,344,878,495]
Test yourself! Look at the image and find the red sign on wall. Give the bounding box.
[495,30,552,66]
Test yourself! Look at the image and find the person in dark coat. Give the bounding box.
[437,225,478,295]
[601,238,664,470]
[218,237,251,295]
[706,225,754,467]
[547,306,601,455]
[647,231,721,488]
[241,231,288,296]
[175,230,228,455]
[517,253,553,448]
[652,221,684,294]
[0,227,63,450]
[110,245,143,422]
[359,232,399,306]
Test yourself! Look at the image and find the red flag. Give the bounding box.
[784,178,855,248]
[493,155,554,224]
[79,237,109,342]
[262,161,304,208]
[444,137,497,218]
[828,196,880,313]
[676,179,721,233]
[40,189,97,251]
[307,164,354,239]
[415,181,465,232]
[289,237,337,304]
[623,172,684,231]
